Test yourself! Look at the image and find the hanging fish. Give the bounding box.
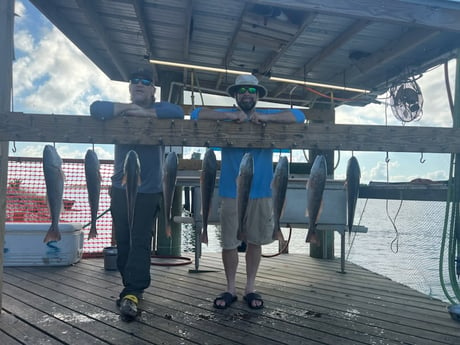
[271,156,289,241]
[200,148,217,245]
[42,145,65,243]
[122,150,141,233]
[305,155,327,246]
[162,151,178,238]
[345,156,361,235]
[84,149,102,239]
[236,152,253,241]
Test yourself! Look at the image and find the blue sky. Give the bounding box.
[10,0,456,183]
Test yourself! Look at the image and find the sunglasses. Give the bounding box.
[237,87,257,94]
[130,78,153,86]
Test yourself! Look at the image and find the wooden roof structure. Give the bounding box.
[29,0,460,108]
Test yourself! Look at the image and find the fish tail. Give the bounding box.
[201,228,208,245]
[43,224,61,243]
[165,224,172,238]
[88,223,97,240]
[273,229,284,241]
[305,228,319,246]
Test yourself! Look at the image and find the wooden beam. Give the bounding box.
[0,0,14,312]
[133,0,158,82]
[253,0,460,32]
[215,2,251,90]
[76,0,128,80]
[182,0,193,59]
[337,28,440,87]
[273,18,370,98]
[1,112,460,153]
[258,12,317,75]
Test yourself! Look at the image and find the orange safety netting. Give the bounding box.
[6,157,114,256]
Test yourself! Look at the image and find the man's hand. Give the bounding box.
[231,110,248,123]
[249,112,267,124]
[123,104,158,117]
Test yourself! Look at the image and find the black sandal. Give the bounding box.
[243,292,264,309]
[213,292,237,309]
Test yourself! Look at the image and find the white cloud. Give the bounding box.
[13,25,128,115]
[14,0,26,19]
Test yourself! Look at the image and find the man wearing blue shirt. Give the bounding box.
[90,67,184,321]
[191,75,304,309]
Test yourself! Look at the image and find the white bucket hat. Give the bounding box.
[226,74,267,98]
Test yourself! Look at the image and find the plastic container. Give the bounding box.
[103,246,118,271]
[4,222,83,266]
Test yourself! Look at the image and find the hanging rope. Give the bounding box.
[262,224,293,258]
[383,152,402,253]
[346,198,369,261]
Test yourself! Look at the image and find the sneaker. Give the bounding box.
[116,292,143,307]
[119,294,139,320]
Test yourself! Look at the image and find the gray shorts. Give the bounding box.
[219,197,274,250]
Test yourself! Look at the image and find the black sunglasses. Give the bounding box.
[130,78,153,86]
[237,87,257,94]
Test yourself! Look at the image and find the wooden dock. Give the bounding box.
[1,253,459,344]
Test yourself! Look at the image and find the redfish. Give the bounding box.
[271,156,289,241]
[236,152,253,241]
[42,145,65,243]
[306,155,327,246]
[162,151,178,238]
[345,156,361,235]
[84,149,101,239]
[200,148,217,245]
[122,150,141,233]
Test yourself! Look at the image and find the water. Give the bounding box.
[181,199,457,303]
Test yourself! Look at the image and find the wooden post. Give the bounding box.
[0,0,14,311]
[308,107,335,259]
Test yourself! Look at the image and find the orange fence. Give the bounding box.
[6,157,114,255]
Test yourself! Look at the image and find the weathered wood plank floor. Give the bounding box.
[1,253,459,345]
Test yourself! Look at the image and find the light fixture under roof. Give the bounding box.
[149,59,370,94]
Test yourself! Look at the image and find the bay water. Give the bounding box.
[182,198,457,303]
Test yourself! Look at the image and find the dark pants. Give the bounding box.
[110,187,162,299]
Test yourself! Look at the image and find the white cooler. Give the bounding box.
[3,222,84,266]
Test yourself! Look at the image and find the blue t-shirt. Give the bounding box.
[191,107,305,198]
[90,100,184,193]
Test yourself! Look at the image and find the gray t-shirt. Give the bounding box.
[90,100,184,193]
